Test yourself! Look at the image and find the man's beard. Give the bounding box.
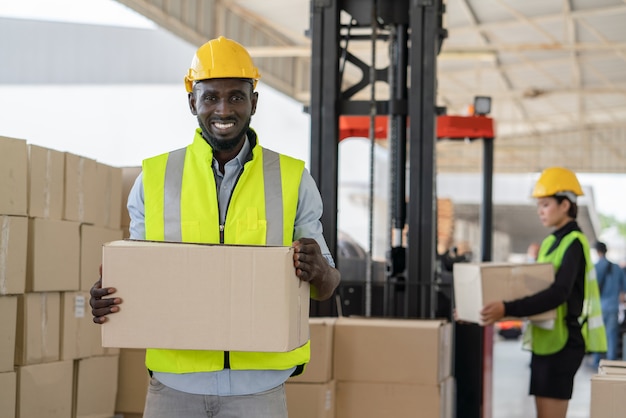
[198,117,251,152]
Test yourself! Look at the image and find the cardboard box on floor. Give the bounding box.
[336,377,455,418]
[0,296,18,372]
[333,317,452,386]
[289,317,336,383]
[101,240,310,352]
[0,371,16,417]
[286,380,335,418]
[453,262,556,324]
[0,215,27,295]
[74,355,119,418]
[17,360,74,418]
[590,374,626,418]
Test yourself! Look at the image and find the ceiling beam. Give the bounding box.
[450,4,626,33]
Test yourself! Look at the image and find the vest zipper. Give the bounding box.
[218,149,249,369]
[219,223,228,367]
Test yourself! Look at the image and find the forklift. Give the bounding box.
[306,1,497,417]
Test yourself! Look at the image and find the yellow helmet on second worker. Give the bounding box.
[532,166,584,199]
[184,36,261,93]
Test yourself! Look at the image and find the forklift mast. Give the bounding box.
[307,2,496,418]
[308,0,447,319]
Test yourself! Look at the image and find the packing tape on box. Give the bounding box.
[0,216,8,294]
[41,293,50,357]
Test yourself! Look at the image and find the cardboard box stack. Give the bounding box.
[332,317,454,418]
[286,317,337,418]
[4,140,460,418]
[1,135,126,418]
[1,136,28,418]
[109,316,454,418]
[590,359,626,418]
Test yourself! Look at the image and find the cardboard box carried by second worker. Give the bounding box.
[101,240,310,352]
[453,262,556,324]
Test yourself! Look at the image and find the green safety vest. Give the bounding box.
[528,230,607,355]
[141,129,310,373]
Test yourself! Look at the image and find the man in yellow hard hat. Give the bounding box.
[90,36,340,418]
[481,166,605,418]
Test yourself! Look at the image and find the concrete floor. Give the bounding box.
[492,337,595,418]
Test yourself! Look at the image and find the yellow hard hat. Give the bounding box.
[184,36,261,93]
[532,166,584,198]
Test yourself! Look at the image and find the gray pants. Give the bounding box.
[143,377,288,418]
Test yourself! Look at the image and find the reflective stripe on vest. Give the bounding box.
[163,147,185,242]
[262,148,283,246]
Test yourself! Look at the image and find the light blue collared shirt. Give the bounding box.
[127,135,334,395]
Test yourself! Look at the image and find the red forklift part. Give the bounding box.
[436,115,495,139]
[338,115,389,141]
[338,114,495,141]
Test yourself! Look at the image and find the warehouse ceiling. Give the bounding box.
[114,0,626,174]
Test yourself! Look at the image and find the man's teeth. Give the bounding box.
[214,122,234,129]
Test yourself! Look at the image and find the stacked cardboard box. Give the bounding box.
[1,135,125,418]
[1,136,29,418]
[286,318,337,418]
[590,360,626,418]
[333,317,454,418]
[0,295,18,418]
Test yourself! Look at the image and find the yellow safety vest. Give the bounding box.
[141,129,310,374]
[529,230,606,355]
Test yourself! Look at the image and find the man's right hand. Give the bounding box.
[90,264,122,324]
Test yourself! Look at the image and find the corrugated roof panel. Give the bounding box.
[572,0,623,12]
[584,13,626,41]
